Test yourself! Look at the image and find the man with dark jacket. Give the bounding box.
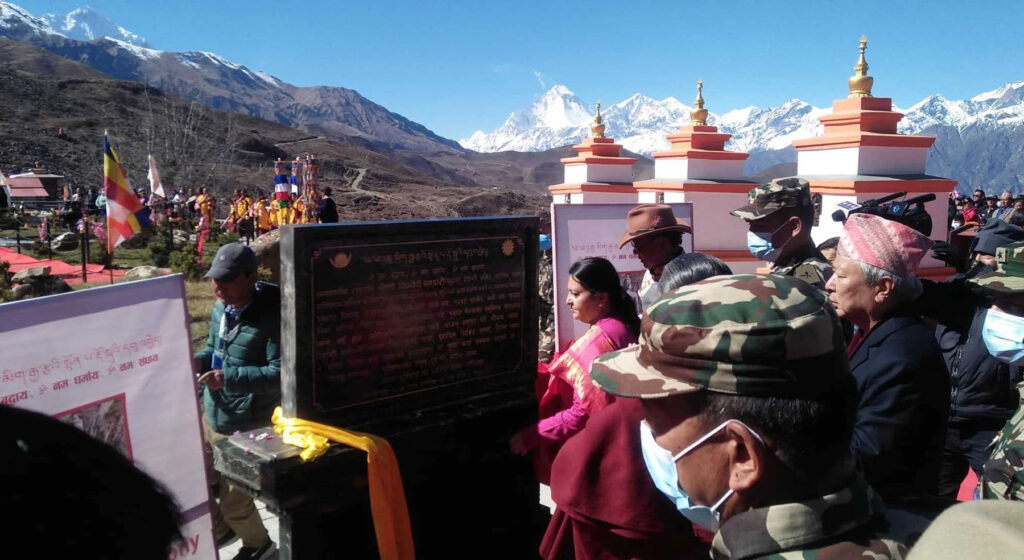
[194,243,280,560]
[825,214,950,504]
[916,220,1024,498]
[317,187,339,223]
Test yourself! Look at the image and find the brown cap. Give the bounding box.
[618,204,692,249]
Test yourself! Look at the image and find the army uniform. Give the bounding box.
[731,177,833,290]
[981,381,1024,500]
[973,242,1024,501]
[591,274,918,560]
[771,242,832,290]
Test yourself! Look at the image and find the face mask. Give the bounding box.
[983,308,1024,365]
[639,419,764,531]
[746,221,791,261]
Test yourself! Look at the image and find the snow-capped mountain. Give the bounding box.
[459,86,830,160]
[0,1,58,41]
[461,83,1024,190]
[461,85,593,152]
[0,1,459,153]
[42,6,148,47]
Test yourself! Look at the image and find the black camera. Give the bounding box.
[831,191,936,236]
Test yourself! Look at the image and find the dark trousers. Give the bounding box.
[937,424,999,499]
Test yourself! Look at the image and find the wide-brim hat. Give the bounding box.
[617,204,691,249]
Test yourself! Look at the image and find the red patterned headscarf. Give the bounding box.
[838,213,933,277]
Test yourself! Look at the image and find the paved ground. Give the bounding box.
[219,499,281,559]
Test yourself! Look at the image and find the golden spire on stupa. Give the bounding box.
[848,35,874,98]
[591,100,606,138]
[690,79,708,126]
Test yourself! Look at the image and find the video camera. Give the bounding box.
[831,191,936,236]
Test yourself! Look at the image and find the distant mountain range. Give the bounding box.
[2,1,1021,193]
[0,2,458,153]
[0,1,604,192]
[462,82,1024,192]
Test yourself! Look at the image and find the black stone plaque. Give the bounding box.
[281,216,539,425]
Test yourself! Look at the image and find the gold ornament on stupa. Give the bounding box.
[848,35,874,98]
[591,100,606,138]
[690,79,708,126]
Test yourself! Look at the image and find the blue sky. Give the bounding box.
[22,0,1024,140]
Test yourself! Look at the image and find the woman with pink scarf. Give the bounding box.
[509,257,639,483]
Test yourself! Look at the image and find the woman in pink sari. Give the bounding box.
[510,257,639,483]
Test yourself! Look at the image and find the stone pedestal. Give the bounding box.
[213,217,545,558]
[214,388,547,559]
[793,96,957,280]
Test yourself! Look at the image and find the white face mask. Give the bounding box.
[639,419,764,531]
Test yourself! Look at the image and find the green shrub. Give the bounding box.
[148,223,176,267]
[169,244,204,281]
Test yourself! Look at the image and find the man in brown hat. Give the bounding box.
[618,204,692,311]
[730,177,832,290]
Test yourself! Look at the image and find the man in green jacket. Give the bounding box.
[194,242,280,560]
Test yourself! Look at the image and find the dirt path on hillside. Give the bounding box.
[273,135,322,147]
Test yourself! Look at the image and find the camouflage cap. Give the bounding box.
[730,177,813,221]
[591,274,850,399]
[970,240,1024,295]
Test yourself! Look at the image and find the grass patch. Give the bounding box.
[186,280,216,353]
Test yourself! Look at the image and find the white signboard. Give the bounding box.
[551,203,695,351]
[0,275,216,560]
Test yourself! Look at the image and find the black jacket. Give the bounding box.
[920,278,1022,427]
[849,310,950,503]
[318,197,339,223]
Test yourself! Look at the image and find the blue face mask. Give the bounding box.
[639,419,764,531]
[982,308,1024,365]
[746,221,790,261]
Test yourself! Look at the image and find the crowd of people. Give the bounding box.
[60,184,340,241]
[951,188,1024,229]
[523,179,1024,559]
[13,175,1024,559]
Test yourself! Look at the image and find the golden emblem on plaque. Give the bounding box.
[501,239,516,256]
[330,252,352,268]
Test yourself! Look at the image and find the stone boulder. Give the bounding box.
[251,229,281,284]
[124,266,171,281]
[50,232,79,251]
[12,265,51,283]
[172,229,190,249]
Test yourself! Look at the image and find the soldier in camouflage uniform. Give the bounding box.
[590,274,923,559]
[731,177,832,290]
[973,241,1024,501]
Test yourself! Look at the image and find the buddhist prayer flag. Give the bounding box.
[147,154,165,198]
[104,132,150,251]
[290,158,302,195]
[273,159,290,208]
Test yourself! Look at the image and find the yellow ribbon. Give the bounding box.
[271,407,415,560]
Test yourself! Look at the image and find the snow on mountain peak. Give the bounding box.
[971,81,1024,103]
[41,4,149,47]
[0,1,63,39]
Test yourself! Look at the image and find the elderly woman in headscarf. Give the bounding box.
[825,213,951,505]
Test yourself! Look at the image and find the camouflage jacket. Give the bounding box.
[981,381,1024,501]
[711,477,911,560]
[772,241,832,291]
